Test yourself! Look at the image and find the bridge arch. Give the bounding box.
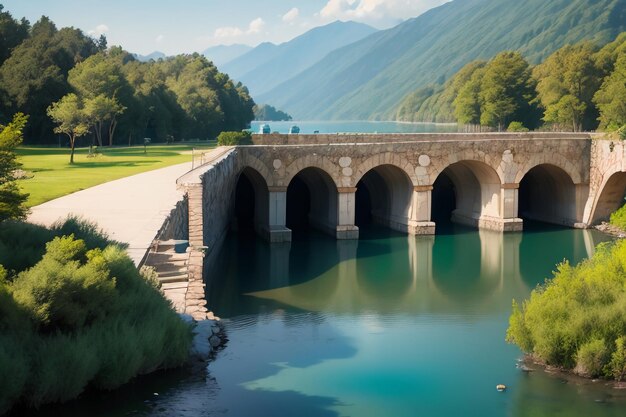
[432,160,502,229]
[353,153,417,187]
[355,164,414,232]
[240,154,274,187]
[588,171,626,225]
[283,156,341,189]
[233,167,269,234]
[286,167,338,235]
[515,157,582,185]
[518,164,578,226]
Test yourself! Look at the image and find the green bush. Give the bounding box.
[217,130,252,146]
[575,338,609,377]
[507,121,530,132]
[507,240,626,380]
[610,203,626,230]
[0,222,193,413]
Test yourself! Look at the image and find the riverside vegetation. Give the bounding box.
[507,238,626,381]
[0,218,193,414]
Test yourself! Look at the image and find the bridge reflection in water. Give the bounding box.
[208,223,609,318]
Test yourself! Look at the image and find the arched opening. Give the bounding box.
[286,167,338,236]
[431,161,501,232]
[519,164,577,227]
[589,172,626,225]
[355,165,413,233]
[233,167,269,236]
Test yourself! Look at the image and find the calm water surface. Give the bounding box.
[250,120,458,134]
[27,223,626,417]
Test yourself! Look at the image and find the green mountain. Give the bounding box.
[223,21,376,97]
[258,0,626,120]
[202,44,252,67]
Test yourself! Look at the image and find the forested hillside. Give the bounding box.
[0,5,254,145]
[258,0,626,121]
[396,33,626,132]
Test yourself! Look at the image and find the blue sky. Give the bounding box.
[1,0,449,55]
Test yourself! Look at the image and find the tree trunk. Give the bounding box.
[69,135,75,164]
[108,119,118,146]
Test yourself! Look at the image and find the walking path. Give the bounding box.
[28,162,192,265]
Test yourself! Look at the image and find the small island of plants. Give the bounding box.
[507,238,626,381]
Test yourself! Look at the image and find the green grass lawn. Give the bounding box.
[17,144,214,207]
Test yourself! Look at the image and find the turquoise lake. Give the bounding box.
[250,120,459,134]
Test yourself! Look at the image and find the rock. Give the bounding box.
[209,335,222,348]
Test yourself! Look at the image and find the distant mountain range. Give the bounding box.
[222,21,377,97]
[257,0,626,120]
[202,44,253,67]
[132,51,166,62]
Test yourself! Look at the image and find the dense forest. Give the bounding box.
[0,5,255,145]
[396,33,626,132]
[253,104,292,121]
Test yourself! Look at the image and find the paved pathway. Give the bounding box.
[28,162,192,265]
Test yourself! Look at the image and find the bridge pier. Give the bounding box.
[260,187,292,243]
[336,187,359,239]
[409,186,436,235]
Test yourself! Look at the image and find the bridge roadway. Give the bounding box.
[178,132,626,245]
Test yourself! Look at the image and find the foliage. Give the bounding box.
[609,203,626,230]
[0,112,28,221]
[0,220,193,414]
[506,239,626,380]
[594,53,626,129]
[534,43,601,131]
[507,122,529,132]
[47,93,90,163]
[0,10,254,144]
[217,131,253,146]
[253,104,292,121]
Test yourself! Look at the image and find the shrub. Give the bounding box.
[575,338,609,377]
[609,336,626,381]
[0,221,193,412]
[217,130,252,146]
[507,121,529,132]
[610,203,626,230]
[507,240,626,380]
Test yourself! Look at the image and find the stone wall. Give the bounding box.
[159,196,189,241]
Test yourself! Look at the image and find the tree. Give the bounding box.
[534,43,601,131]
[84,95,125,147]
[594,53,626,130]
[454,67,485,125]
[0,113,28,221]
[0,4,30,66]
[479,52,536,131]
[47,94,90,164]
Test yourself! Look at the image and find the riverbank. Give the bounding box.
[595,222,626,238]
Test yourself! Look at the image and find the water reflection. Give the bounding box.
[221,224,608,318]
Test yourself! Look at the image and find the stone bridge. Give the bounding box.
[178,133,626,247]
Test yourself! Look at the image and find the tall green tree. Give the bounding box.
[594,52,626,130]
[0,17,99,141]
[479,52,536,131]
[0,113,28,221]
[0,4,29,66]
[534,43,601,131]
[47,94,90,164]
[454,65,486,125]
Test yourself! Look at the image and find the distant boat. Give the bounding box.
[259,124,271,134]
[289,125,300,134]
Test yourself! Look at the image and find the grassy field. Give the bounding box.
[17,144,214,207]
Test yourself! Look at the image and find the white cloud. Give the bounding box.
[319,0,449,25]
[155,34,164,43]
[247,17,265,34]
[88,23,109,37]
[282,7,300,23]
[214,17,265,39]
